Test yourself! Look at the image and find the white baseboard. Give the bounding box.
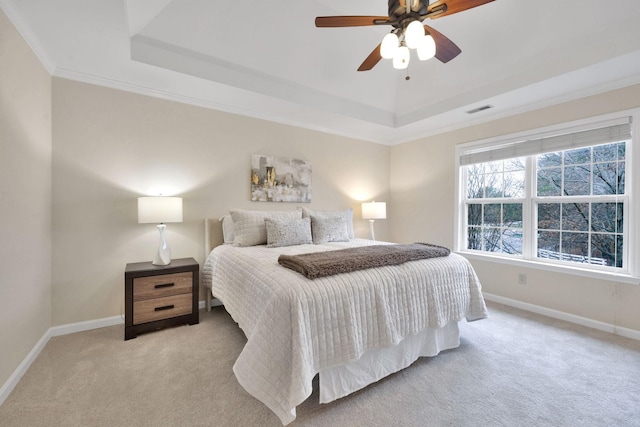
[50,315,123,337]
[483,293,640,341]
[0,328,51,406]
[50,300,221,336]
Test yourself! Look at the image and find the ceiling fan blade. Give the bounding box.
[315,16,390,27]
[424,24,461,63]
[427,0,494,19]
[357,44,382,71]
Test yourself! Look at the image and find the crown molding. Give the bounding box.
[0,0,56,75]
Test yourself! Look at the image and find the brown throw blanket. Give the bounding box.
[278,243,450,279]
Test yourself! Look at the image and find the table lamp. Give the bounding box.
[138,196,183,265]
[362,201,386,241]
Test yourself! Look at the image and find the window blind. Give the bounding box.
[459,117,631,166]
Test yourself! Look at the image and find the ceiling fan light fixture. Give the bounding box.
[404,20,425,49]
[380,32,399,59]
[417,34,436,61]
[393,44,410,69]
[316,0,495,72]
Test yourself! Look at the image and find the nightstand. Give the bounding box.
[124,257,199,340]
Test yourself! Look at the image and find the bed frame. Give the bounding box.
[203,218,224,312]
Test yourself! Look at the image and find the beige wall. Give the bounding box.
[0,9,52,388]
[52,78,390,325]
[390,84,640,332]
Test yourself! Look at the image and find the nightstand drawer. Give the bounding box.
[133,293,193,325]
[133,272,192,301]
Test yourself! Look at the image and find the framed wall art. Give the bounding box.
[250,154,312,203]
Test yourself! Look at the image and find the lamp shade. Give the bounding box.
[404,20,425,49]
[380,32,399,59]
[417,34,436,61]
[138,197,183,224]
[362,201,387,220]
[392,45,410,69]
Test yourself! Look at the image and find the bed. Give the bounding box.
[202,208,488,425]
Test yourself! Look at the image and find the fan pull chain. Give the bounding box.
[405,68,411,81]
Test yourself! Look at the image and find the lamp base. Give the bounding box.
[152,224,172,266]
[369,219,376,241]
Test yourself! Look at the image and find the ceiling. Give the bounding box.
[4,0,640,145]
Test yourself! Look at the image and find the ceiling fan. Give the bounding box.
[315,0,495,72]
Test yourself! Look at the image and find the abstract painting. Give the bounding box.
[250,154,312,203]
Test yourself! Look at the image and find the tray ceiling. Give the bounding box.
[5,0,640,144]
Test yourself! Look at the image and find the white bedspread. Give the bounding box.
[202,239,487,425]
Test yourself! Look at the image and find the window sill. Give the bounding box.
[456,250,640,285]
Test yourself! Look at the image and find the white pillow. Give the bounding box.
[310,215,349,243]
[220,215,235,244]
[301,207,354,239]
[265,217,312,248]
[230,209,302,247]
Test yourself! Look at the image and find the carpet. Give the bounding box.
[1,301,639,426]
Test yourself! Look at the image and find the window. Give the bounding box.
[536,142,625,268]
[466,158,525,255]
[456,114,636,278]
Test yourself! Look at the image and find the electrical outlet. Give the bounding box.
[518,273,527,285]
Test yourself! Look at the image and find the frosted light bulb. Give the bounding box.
[393,45,410,69]
[380,33,399,59]
[417,34,436,61]
[405,20,425,49]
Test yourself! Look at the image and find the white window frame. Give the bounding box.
[454,109,640,285]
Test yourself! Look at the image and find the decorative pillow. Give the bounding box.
[220,215,235,244]
[301,207,354,239]
[265,217,312,248]
[230,209,302,247]
[310,215,349,244]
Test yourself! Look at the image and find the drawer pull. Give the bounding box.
[154,304,175,312]
[155,283,175,289]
